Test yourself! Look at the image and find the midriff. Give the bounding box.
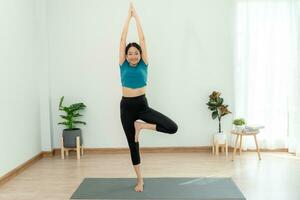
[122,86,146,97]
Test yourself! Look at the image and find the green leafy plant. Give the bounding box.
[58,96,87,129]
[206,91,231,133]
[233,118,246,126]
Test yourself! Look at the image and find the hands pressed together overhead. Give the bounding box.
[128,2,138,18]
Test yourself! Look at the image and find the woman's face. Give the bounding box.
[126,47,141,66]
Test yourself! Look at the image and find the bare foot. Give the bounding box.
[134,121,144,143]
[134,179,144,192]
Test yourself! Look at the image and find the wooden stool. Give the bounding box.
[61,136,83,160]
[212,140,228,156]
[231,130,261,161]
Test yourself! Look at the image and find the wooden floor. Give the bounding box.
[0,151,300,200]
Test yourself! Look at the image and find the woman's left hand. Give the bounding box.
[131,4,138,18]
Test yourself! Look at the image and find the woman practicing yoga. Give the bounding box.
[119,3,178,192]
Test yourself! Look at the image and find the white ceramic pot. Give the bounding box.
[235,125,245,132]
[213,132,227,144]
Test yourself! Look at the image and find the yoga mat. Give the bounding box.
[71,177,246,200]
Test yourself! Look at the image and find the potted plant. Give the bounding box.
[233,118,246,131]
[206,91,231,144]
[58,96,87,148]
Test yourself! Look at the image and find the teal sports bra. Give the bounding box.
[119,59,148,89]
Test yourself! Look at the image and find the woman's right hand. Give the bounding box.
[128,2,133,18]
[131,4,138,18]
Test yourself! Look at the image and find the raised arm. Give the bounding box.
[119,5,132,65]
[132,5,148,65]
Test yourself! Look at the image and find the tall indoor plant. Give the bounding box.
[206,91,231,143]
[58,96,87,148]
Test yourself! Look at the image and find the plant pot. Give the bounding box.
[63,128,83,148]
[213,132,227,144]
[235,125,245,132]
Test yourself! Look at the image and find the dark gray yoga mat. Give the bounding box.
[71,177,246,200]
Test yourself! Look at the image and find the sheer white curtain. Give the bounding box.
[287,0,300,156]
[234,0,300,152]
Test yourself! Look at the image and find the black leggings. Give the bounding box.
[120,94,178,165]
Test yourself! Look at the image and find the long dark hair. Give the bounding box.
[125,42,142,55]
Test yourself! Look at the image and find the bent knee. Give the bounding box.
[169,123,178,134]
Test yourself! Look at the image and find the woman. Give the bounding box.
[119,3,178,192]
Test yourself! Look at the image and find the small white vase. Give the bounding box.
[213,132,227,144]
[235,125,245,132]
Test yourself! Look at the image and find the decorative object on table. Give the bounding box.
[206,91,231,155]
[245,124,265,131]
[233,118,246,132]
[58,96,87,159]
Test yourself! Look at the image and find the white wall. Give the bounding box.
[0,0,42,177]
[47,0,235,148]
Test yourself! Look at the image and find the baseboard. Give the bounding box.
[0,152,43,186]
[52,146,289,155]
[241,148,288,152]
[42,149,56,157]
[52,146,214,155]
